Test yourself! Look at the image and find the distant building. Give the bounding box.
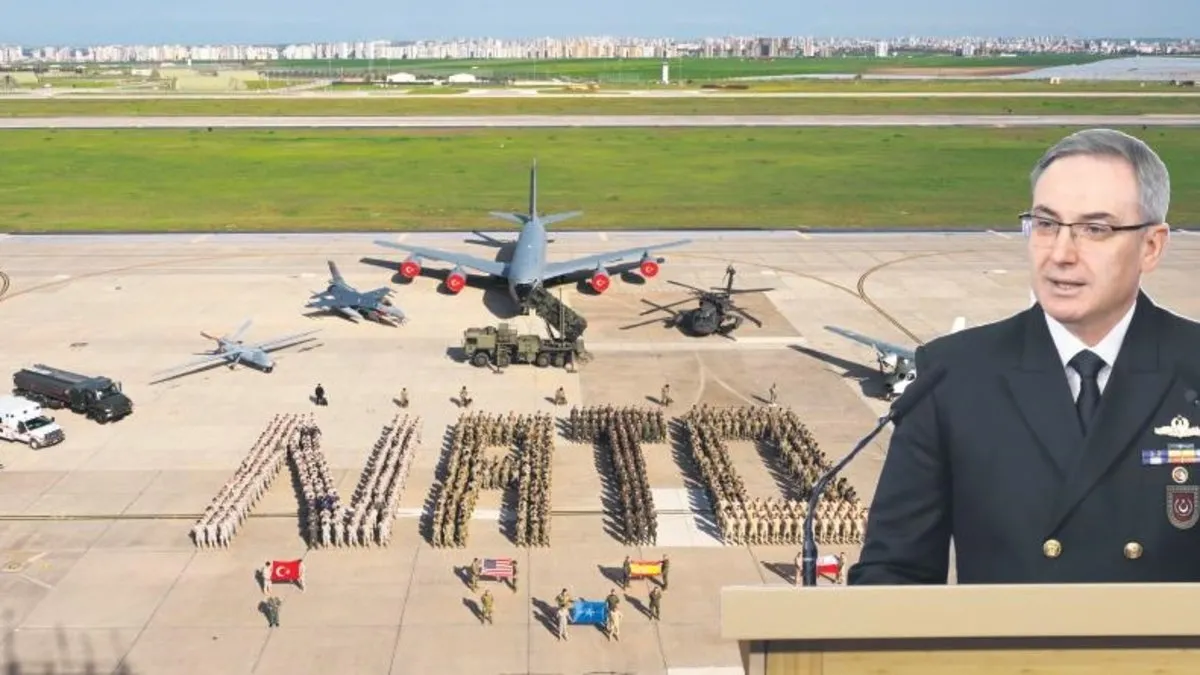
[661,61,669,84]
[875,41,889,57]
[386,72,417,83]
[446,72,478,84]
[169,70,259,91]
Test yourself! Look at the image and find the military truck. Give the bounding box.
[0,395,66,449]
[12,364,133,423]
[461,288,592,369]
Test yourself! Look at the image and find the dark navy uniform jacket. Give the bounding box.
[849,291,1200,584]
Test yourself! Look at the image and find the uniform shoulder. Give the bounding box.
[919,310,1029,364]
[1160,305,1200,336]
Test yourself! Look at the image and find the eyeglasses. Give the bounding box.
[1020,212,1155,245]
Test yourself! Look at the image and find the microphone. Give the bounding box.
[800,364,948,587]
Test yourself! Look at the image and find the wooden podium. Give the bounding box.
[721,583,1200,675]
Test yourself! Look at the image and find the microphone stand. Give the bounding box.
[800,412,894,587]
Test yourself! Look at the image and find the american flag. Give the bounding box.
[482,557,514,578]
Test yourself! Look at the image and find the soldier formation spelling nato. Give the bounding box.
[429,411,555,548]
[188,374,862,634]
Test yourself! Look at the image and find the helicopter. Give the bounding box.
[619,265,773,339]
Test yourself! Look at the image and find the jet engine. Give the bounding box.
[589,265,611,293]
[444,267,467,294]
[399,256,422,279]
[638,253,660,278]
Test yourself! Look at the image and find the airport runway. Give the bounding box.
[3,114,1200,129]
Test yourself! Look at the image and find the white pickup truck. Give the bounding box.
[0,395,65,449]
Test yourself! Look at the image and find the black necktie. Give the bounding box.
[1069,350,1106,435]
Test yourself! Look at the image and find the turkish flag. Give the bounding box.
[271,559,301,583]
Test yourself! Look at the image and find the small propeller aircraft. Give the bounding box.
[150,319,320,383]
[306,260,405,325]
[824,317,966,399]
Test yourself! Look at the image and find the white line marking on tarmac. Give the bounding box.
[794,230,811,239]
[18,574,53,590]
[987,230,1010,239]
[1177,229,1193,235]
[760,269,776,276]
[190,235,210,243]
[599,232,609,241]
[52,274,70,280]
[0,234,10,241]
[395,233,409,242]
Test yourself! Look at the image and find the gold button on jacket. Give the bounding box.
[1124,542,1143,560]
[1042,539,1062,558]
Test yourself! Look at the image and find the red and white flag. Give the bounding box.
[271,559,302,583]
[816,554,842,577]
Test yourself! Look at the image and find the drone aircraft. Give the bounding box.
[620,265,772,339]
[306,260,405,325]
[824,317,966,399]
[371,160,692,306]
[150,319,321,383]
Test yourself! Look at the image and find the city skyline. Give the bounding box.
[5,0,1198,45]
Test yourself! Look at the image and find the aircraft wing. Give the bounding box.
[255,329,322,353]
[824,326,915,361]
[358,287,392,302]
[149,352,232,382]
[542,239,692,279]
[374,241,507,277]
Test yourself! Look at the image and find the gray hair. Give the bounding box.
[1030,128,1170,224]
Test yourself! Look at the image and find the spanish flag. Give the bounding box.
[630,560,663,576]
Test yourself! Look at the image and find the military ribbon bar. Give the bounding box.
[1142,445,1200,465]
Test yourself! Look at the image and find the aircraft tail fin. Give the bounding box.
[949,316,967,334]
[529,158,537,217]
[327,260,344,285]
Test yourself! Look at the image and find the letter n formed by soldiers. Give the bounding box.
[191,412,422,549]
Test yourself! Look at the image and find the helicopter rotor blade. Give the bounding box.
[638,297,690,315]
[666,279,706,294]
[731,305,763,327]
[723,287,776,295]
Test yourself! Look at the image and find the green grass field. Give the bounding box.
[2,127,1197,232]
[265,54,1110,80]
[2,95,1198,117]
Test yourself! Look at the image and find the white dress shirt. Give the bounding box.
[1043,300,1137,401]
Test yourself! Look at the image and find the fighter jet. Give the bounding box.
[306,260,405,325]
[824,317,966,400]
[371,159,692,306]
[150,319,320,383]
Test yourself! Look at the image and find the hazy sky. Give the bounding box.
[5,0,1197,45]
